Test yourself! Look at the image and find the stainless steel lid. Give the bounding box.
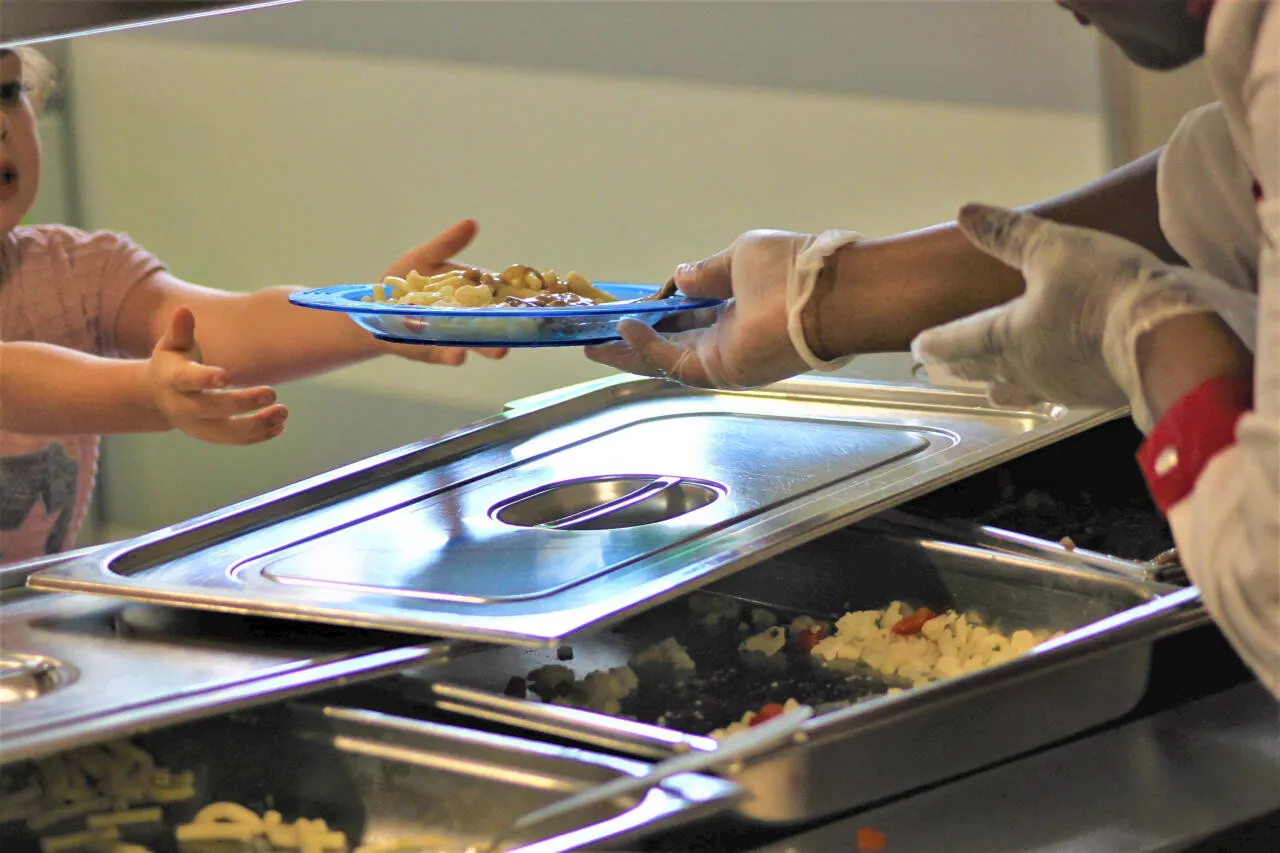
[1,1,301,47]
[29,375,1118,645]
[0,653,76,705]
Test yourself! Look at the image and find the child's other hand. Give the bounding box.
[379,219,510,364]
[148,306,289,444]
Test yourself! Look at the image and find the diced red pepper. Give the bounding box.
[795,624,828,653]
[749,703,786,726]
[891,607,937,636]
[857,826,887,851]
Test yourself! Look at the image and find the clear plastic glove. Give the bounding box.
[911,204,1254,432]
[585,229,860,389]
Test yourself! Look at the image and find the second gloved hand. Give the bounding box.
[911,204,1254,432]
[585,228,860,389]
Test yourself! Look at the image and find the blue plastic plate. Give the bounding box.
[288,282,721,347]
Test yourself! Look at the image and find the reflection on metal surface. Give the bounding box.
[427,681,719,760]
[0,653,76,705]
[750,683,1279,853]
[0,590,448,765]
[29,378,1117,645]
[494,475,723,531]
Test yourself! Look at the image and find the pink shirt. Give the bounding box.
[0,225,165,565]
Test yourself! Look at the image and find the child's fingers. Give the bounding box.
[233,405,289,444]
[159,306,199,354]
[381,219,479,279]
[189,390,281,422]
[473,347,509,360]
[166,360,229,393]
[190,405,289,446]
[411,346,468,366]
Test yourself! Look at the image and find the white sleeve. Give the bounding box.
[1158,104,1261,350]
[1158,103,1261,294]
[1167,5,1280,699]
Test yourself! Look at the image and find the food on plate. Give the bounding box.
[365,265,619,309]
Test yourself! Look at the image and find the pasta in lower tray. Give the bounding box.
[0,704,730,853]
[0,736,444,853]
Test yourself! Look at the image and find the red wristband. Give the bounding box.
[1137,373,1254,514]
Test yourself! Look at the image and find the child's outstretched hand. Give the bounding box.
[148,306,289,444]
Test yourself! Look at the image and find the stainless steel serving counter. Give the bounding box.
[751,681,1280,853]
[6,370,1269,852]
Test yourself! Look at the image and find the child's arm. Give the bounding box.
[112,220,501,386]
[0,308,286,444]
[0,342,166,434]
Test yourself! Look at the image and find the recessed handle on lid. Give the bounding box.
[536,476,684,530]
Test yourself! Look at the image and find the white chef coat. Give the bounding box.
[1154,0,1280,698]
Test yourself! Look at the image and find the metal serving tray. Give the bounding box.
[28,377,1115,645]
[391,515,1204,824]
[0,702,740,853]
[0,549,454,766]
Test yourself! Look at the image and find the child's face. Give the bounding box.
[0,50,42,236]
[1058,1,1207,70]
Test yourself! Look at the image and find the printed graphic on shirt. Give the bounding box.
[0,442,80,559]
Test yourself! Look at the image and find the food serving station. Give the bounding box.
[4,4,1279,852]
[4,365,1276,853]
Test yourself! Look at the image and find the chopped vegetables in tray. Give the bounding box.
[519,597,1065,739]
[808,600,1062,687]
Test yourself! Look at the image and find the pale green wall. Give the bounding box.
[58,2,1111,540]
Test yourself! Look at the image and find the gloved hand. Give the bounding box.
[585,228,861,389]
[911,204,1253,432]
